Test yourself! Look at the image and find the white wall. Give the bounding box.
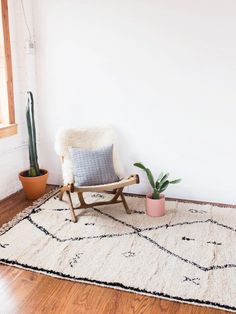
[0,0,36,200]
[33,0,236,204]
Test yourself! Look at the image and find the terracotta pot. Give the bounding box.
[19,169,48,201]
[146,194,165,217]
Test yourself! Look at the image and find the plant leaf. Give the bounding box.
[169,178,181,184]
[146,168,155,188]
[157,172,164,181]
[134,162,155,188]
[160,173,169,182]
[133,162,146,171]
[159,179,168,190]
[159,180,169,192]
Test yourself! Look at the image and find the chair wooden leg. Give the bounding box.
[66,191,77,222]
[59,187,65,201]
[120,193,132,214]
[78,192,86,207]
[111,188,123,202]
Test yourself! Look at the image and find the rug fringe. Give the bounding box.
[0,259,235,313]
[0,187,60,236]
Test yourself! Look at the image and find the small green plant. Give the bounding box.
[134,162,181,199]
[26,91,40,177]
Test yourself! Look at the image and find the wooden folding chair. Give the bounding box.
[55,127,139,222]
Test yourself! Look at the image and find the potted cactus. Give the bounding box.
[134,162,181,217]
[19,92,48,200]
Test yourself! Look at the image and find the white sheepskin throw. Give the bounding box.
[55,126,124,185]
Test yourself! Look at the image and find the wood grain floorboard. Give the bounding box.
[0,186,228,314]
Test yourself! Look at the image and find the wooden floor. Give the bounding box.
[0,187,227,314]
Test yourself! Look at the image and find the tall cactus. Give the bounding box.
[26,91,40,177]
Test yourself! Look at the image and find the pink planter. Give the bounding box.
[146,194,165,217]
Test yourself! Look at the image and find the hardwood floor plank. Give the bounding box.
[0,187,228,314]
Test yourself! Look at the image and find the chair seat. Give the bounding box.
[74,174,139,192]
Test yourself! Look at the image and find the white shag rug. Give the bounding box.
[0,190,236,313]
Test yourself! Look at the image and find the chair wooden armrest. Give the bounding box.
[75,174,139,192]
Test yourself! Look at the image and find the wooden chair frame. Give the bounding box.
[59,174,139,222]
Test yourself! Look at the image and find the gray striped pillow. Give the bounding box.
[69,144,119,186]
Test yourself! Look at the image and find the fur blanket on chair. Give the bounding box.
[55,126,124,185]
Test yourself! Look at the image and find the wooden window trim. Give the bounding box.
[0,0,16,138]
[0,123,17,138]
